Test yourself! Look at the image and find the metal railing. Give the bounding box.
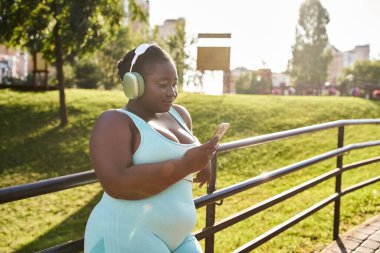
[1,119,379,253]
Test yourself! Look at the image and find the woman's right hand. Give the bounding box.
[181,137,219,173]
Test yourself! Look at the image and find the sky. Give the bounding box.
[149,0,380,73]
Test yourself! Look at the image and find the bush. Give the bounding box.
[74,61,103,89]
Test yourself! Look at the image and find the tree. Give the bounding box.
[340,60,380,97]
[341,60,380,85]
[74,60,103,89]
[236,71,253,94]
[287,0,331,94]
[0,0,124,126]
[255,69,272,94]
[73,0,149,91]
[98,26,145,90]
[154,19,189,90]
[235,69,272,94]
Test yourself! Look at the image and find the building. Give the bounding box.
[343,44,370,68]
[0,45,29,84]
[156,18,185,40]
[272,72,291,88]
[327,44,370,86]
[326,45,343,85]
[127,0,150,35]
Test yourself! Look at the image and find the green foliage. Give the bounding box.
[73,60,103,89]
[340,60,380,86]
[167,19,187,88]
[0,0,125,125]
[128,0,149,23]
[236,71,253,94]
[97,26,146,90]
[338,60,380,97]
[0,89,379,252]
[0,0,124,63]
[235,69,272,94]
[153,19,189,89]
[288,0,332,91]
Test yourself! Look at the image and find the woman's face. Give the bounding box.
[139,60,178,113]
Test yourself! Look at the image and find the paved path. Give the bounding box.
[321,214,380,253]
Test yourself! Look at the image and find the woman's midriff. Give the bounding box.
[100,179,196,249]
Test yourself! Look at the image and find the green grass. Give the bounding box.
[0,89,379,253]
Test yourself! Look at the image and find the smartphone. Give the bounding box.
[213,123,230,142]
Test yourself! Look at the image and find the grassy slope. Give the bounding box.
[0,89,379,253]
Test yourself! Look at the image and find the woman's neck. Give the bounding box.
[125,101,158,121]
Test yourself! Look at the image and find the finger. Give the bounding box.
[195,173,205,182]
[206,176,211,187]
[211,137,219,146]
[205,144,217,155]
[199,174,210,187]
[193,177,201,182]
[203,137,218,149]
[193,173,204,182]
[208,149,217,159]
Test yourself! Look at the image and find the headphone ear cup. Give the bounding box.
[122,72,145,99]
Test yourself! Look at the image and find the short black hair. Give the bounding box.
[116,44,174,80]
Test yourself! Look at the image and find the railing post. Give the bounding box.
[205,155,218,253]
[333,126,344,240]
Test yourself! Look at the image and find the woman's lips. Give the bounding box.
[164,101,174,105]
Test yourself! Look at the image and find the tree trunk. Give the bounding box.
[32,52,37,87]
[53,13,68,126]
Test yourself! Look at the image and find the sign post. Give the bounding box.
[196,33,231,93]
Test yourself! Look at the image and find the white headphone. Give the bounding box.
[122,44,153,99]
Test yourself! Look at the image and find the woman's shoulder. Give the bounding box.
[97,109,129,121]
[171,104,192,129]
[94,109,134,133]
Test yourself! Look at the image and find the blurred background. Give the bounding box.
[1,0,379,98]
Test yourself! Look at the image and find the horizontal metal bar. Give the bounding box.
[233,194,338,253]
[218,119,380,153]
[1,141,378,207]
[195,169,340,240]
[342,156,380,171]
[34,158,379,252]
[42,176,379,253]
[233,175,380,253]
[0,119,380,252]
[1,120,378,205]
[194,140,380,208]
[195,155,380,239]
[41,176,379,253]
[232,176,380,252]
[39,239,83,253]
[0,170,97,204]
[341,175,380,196]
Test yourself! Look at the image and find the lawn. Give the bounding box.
[0,89,379,253]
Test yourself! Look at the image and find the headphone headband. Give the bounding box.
[129,43,152,72]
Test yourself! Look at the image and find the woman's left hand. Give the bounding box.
[193,160,212,188]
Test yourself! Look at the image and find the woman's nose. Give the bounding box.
[166,86,177,97]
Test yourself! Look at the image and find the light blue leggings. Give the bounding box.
[87,233,202,253]
[84,182,203,253]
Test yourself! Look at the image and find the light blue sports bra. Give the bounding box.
[116,107,200,181]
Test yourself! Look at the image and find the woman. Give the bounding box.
[84,43,218,253]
